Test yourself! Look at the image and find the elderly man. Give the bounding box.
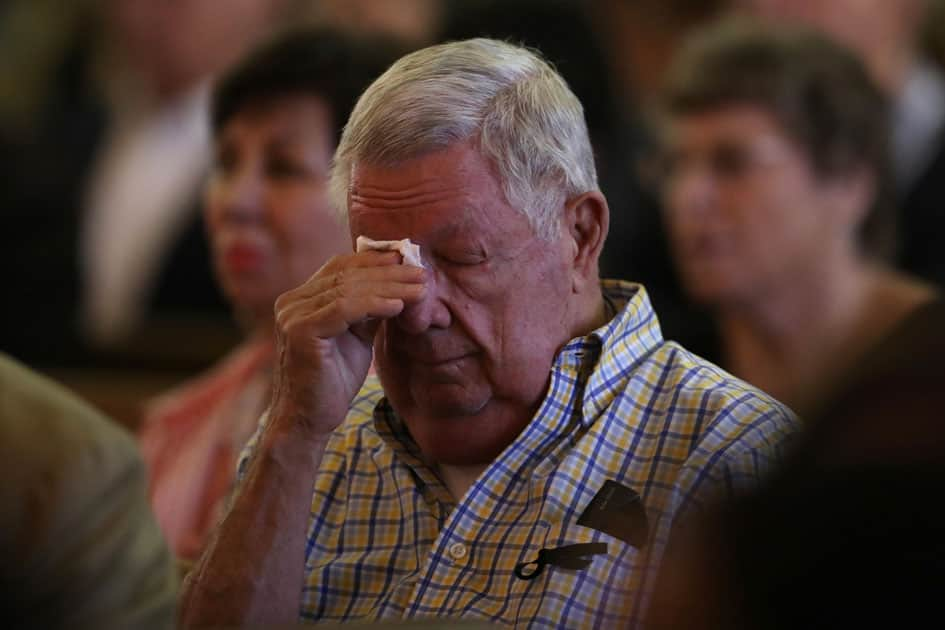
[181,38,797,628]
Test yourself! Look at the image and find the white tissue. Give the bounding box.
[355,236,425,268]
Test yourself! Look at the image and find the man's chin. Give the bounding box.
[413,383,491,418]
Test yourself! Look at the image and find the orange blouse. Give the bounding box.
[138,339,273,560]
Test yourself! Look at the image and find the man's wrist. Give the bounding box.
[261,402,336,461]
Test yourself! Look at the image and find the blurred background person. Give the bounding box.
[138,28,401,562]
[645,294,945,629]
[658,18,937,410]
[304,0,442,48]
[585,0,733,348]
[0,352,177,629]
[732,0,945,289]
[0,0,291,371]
[79,0,290,351]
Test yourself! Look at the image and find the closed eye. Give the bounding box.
[437,253,486,267]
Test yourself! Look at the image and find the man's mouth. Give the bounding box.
[409,352,475,367]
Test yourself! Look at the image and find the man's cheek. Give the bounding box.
[453,271,502,302]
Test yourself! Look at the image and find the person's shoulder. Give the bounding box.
[0,353,177,629]
[646,345,801,518]
[637,340,799,451]
[0,352,144,527]
[644,340,794,413]
[0,353,138,474]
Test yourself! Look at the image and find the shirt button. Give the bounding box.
[448,542,468,560]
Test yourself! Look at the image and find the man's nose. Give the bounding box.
[394,274,450,334]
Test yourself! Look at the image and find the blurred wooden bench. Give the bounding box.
[42,315,242,431]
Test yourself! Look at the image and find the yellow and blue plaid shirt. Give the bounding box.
[239,281,798,627]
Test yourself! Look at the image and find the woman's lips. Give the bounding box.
[223,243,265,273]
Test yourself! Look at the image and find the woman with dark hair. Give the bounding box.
[658,18,936,411]
[138,28,399,561]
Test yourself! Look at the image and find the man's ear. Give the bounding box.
[563,191,609,292]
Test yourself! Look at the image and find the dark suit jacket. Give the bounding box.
[0,34,235,370]
[898,129,945,288]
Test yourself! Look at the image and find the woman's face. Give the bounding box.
[205,95,349,324]
[661,105,842,308]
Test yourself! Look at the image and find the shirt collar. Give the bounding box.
[556,281,662,366]
[372,399,456,507]
[555,280,664,427]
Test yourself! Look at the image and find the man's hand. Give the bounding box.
[270,250,426,438]
[179,250,425,628]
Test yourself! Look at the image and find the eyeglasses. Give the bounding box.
[655,135,797,188]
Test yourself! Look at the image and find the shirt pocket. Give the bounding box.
[510,520,643,628]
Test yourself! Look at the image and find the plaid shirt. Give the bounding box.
[239,281,798,627]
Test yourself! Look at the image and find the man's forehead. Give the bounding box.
[347,142,535,243]
[348,142,501,197]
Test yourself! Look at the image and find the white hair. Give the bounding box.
[329,37,598,240]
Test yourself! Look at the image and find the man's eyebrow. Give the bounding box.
[353,204,485,242]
